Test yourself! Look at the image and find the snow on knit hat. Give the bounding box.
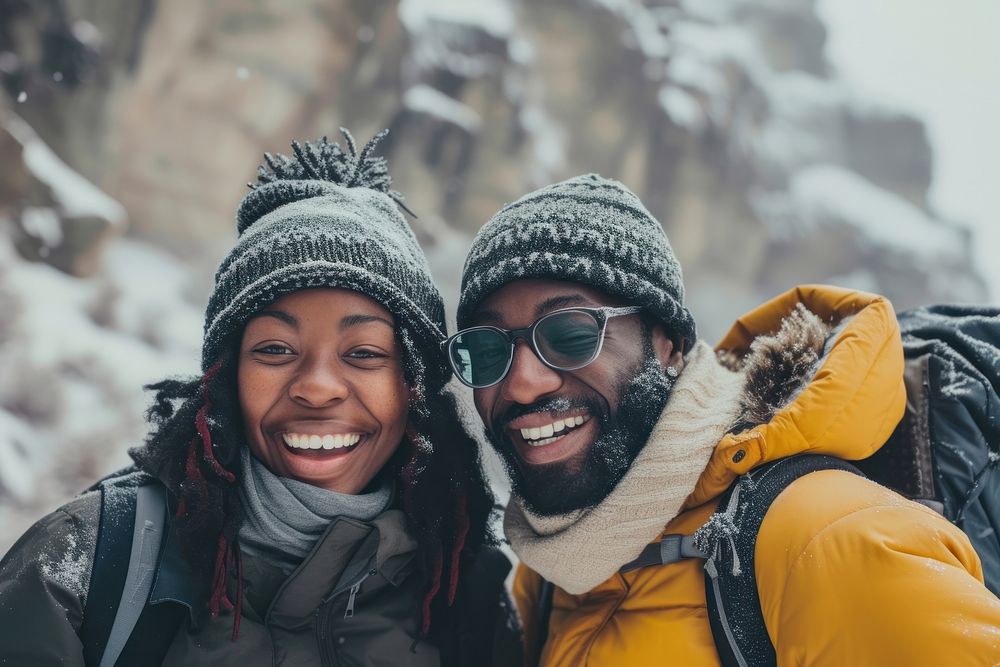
[457,173,697,350]
[201,129,450,390]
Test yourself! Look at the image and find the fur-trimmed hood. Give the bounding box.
[683,284,907,510]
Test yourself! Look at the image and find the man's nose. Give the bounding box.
[500,339,563,404]
[289,356,350,407]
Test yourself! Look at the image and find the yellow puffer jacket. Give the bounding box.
[513,285,1000,666]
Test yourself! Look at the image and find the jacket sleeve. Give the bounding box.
[511,561,542,667]
[0,497,97,667]
[757,470,1000,666]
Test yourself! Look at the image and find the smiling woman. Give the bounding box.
[0,131,519,666]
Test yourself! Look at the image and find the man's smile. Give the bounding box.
[505,410,597,466]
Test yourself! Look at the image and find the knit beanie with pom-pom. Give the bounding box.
[201,129,449,392]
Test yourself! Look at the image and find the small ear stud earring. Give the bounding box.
[665,366,680,379]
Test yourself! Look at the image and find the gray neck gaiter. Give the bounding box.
[238,447,394,572]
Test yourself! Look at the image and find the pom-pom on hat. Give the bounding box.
[202,129,449,390]
[457,173,697,351]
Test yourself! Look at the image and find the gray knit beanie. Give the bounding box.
[201,130,449,390]
[457,173,696,350]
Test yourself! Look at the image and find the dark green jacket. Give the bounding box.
[0,486,520,666]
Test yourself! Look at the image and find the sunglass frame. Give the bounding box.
[442,305,644,388]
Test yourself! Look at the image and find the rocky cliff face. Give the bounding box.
[0,0,988,549]
[4,0,984,328]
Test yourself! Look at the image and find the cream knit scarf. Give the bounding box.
[504,340,747,594]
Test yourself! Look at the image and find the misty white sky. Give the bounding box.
[818,0,1000,302]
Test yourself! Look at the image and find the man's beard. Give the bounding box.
[486,354,677,516]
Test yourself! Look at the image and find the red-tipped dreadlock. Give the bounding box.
[447,492,469,605]
[420,541,444,637]
[402,427,474,636]
[173,359,243,640]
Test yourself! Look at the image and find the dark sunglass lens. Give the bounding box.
[450,329,511,386]
[535,311,602,369]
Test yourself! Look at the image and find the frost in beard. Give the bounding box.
[597,355,677,481]
[516,397,576,417]
[497,352,677,517]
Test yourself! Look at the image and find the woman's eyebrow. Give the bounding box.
[341,314,395,330]
[251,310,298,327]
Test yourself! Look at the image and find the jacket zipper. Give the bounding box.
[315,570,373,665]
[344,579,362,619]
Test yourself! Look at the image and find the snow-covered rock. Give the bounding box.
[2,114,125,276]
[0,0,991,553]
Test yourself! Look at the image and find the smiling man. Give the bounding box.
[448,174,1000,666]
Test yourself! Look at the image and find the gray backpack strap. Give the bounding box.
[619,534,705,573]
[99,483,167,667]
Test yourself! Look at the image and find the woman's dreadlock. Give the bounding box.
[394,326,496,637]
[131,345,246,638]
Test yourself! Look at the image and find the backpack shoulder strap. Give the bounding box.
[100,483,167,666]
[80,478,180,667]
[699,454,864,667]
[80,479,141,665]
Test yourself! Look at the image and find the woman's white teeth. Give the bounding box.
[283,433,361,450]
[519,415,589,445]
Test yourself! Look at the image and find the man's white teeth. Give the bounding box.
[282,433,361,450]
[519,415,589,445]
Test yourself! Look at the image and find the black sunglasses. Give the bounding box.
[442,306,644,388]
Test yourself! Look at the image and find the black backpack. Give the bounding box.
[533,305,1000,667]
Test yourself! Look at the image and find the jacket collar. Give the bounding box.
[149,506,417,627]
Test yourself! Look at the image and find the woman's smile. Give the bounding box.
[281,432,363,450]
